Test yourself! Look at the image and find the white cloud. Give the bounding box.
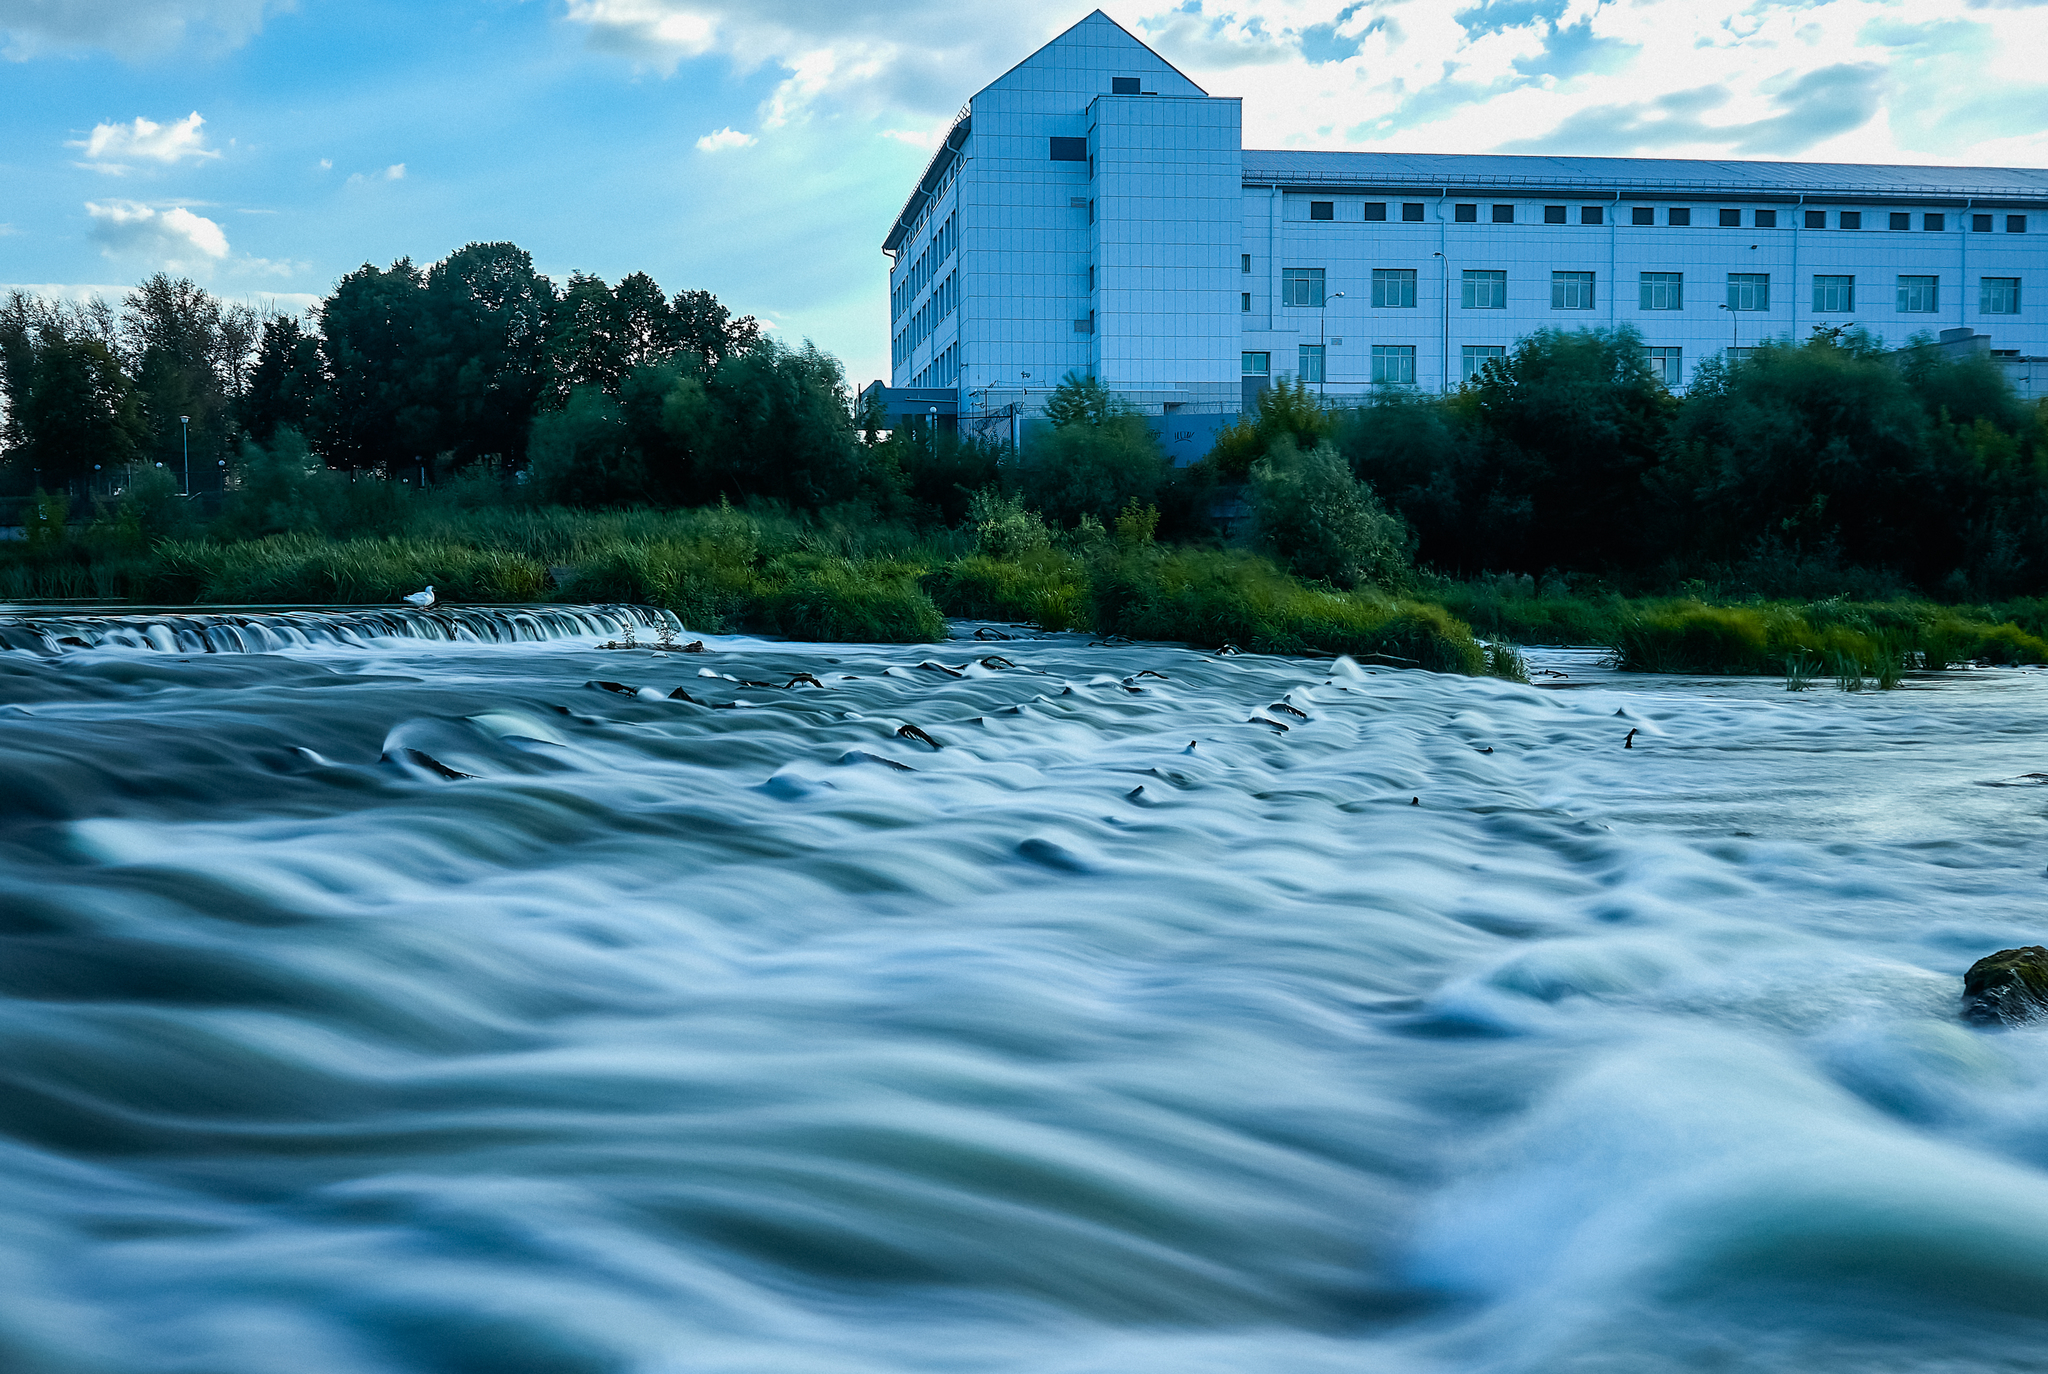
[385,162,405,179]
[318,157,332,170]
[85,200,230,271]
[695,126,755,151]
[345,162,406,186]
[0,0,286,60]
[69,112,218,174]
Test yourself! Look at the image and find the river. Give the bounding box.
[1,605,2045,1373]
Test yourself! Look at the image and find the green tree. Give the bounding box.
[1250,439,1409,588]
[241,315,325,445]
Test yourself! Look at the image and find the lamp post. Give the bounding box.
[179,415,190,497]
[1318,291,1345,398]
[929,406,938,462]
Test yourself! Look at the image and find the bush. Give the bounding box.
[927,547,1088,629]
[967,487,1052,559]
[1248,439,1410,589]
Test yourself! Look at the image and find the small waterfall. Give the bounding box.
[0,603,681,655]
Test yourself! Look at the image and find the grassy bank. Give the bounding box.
[0,505,1511,673]
[1440,579,2048,674]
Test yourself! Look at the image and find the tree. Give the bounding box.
[1250,439,1409,588]
[241,315,325,444]
[317,258,432,470]
[122,274,257,485]
[13,329,146,487]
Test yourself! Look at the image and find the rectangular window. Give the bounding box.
[1756,209,1778,228]
[1372,268,1418,308]
[1924,213,1945,231]
[1299,344,1325,383]
[1552,270,1595,309]
[1813,275,1855,312]
[1890,212,1911,231]
[1454,203,1478,223]
[1581,205,1604,225]
[1647,347,1683,387]
[1088,199,1094,224]
[1805,209,1827,229]
[1727,347,1756,366]
[1544,205,1567,224]
[1840,211,1862,230]
[1241,253,1252,274]
[1309,200,1335,221]
[2009,215,2028,233]
[1973,214,1993,232]
[1668,207,1692,226]
[1640,272,1683,310]
[1088,265,1096,290]
[1242,351,1270,375]
[1364,203,1388,222]
[1402,203,1425,222]
[1492,204,1514,223]
[1048,137,1087,162]
[1982,277,2021,315]
[1241,292,1252,313]
[1371,344,1415,384]
[1462,269,1507,309]
[1088,155,1094,179]
[1111,77,1141,94]
[1631,207,1654,226]
[1719,209,1742,227]
[1461,345,1505,381]
[1282,267,1326,307]
[1898,275,1939,312]
[1727,273,1770,311]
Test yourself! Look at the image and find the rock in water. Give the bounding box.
[1962,946,2048,1025]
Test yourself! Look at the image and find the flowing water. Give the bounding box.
[2,605,2047,1374]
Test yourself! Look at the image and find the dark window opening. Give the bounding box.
[2009,215,2028,233]
[1668,207,1691,226]
[1049,137,1087,162]
[1581,205,1603,225]
[1543,205,1567,224]
[1454,203,1477,223]
[1719,208,1741,227]
[1890,212,1910,230]
[1924,213,1944,231]
[1839,211,1862,229]
[1111,77,1141,94]
[1402,202,1425,222]
[1973,214,1993,232]
[1805,209,1827,228]
[1631,207,1654,225]
[1756,209,1778,228]
[1309,201,1334,220]
[1492,204,1514,223]
[1364,203,1388,222]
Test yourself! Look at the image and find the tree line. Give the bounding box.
[0,243,762,494]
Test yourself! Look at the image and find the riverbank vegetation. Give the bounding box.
[5,254,2048,677]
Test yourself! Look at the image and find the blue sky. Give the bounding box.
[4,0,2046,384]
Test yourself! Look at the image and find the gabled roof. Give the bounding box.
[883,11,1201,254]
[1241,150,2048,203]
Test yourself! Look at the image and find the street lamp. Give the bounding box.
[1318,291,1345,397]
[928,405,938,462]
[179,415,190,497]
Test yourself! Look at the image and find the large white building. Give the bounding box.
[872,12,2048,456]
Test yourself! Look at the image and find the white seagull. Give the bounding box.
[402,585,436,609]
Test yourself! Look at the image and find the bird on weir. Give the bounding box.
[402,585,436,609]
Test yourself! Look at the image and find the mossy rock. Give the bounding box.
[1962,946,2048,1026]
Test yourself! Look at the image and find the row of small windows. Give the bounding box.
[892,211,957,324]
[1246,344,1690,388]
[891,270,958,368]
[1269,265,2024,315]
[1298,200,2030,232]
[910,342,959,391]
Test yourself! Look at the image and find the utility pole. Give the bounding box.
[180,416,190,497]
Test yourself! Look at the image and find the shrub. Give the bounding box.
[967,487,1052,559]
[1248,439,1410,589]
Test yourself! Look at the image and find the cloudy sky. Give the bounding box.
[4,0,2046,382]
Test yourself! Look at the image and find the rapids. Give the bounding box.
[1,605,2046,1373]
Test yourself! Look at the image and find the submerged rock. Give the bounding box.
[1962,947,2048,1025]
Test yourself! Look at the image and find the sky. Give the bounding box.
[3,0,2047,385]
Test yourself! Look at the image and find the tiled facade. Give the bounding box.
[880,10,2048,425]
